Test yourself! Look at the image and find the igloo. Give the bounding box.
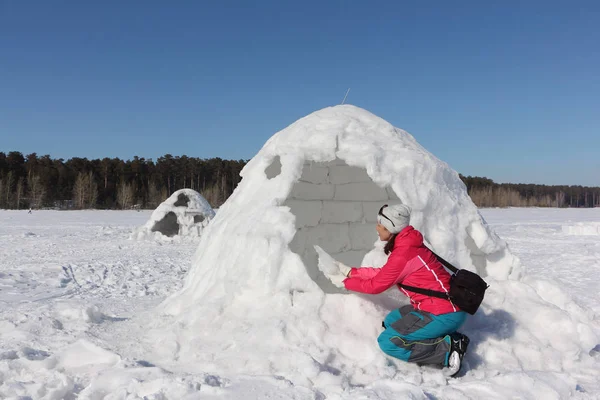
[142,105,600,396]
[147,104,531,379]
[138,105,600,397]
[136,189,215,239]
[165,105,520,300]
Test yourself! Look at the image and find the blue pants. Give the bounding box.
[378,305,467,366]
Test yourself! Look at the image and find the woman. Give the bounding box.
[324,204,470,376]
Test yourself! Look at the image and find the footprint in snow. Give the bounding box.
[22,347,50,361]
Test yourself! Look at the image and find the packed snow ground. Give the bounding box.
[482,208,600,316]
[0,208,599,399]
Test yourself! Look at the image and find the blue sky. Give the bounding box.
[1,1,598,186]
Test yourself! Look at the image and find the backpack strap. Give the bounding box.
[425,246,459,273]
[397,245,459,299]
[397,283,449,299]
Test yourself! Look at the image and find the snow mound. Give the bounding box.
[142,105,598,397]
[133,189,215,240]
[562,222,600,236]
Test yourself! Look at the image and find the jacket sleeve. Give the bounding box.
[348,267,381,280]
[344,253,408,294]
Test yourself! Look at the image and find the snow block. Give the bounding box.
[299,248,342,292]
[331,250,368,268]
[329,165,371,184]
[363,201,384,223]
[320,158,347,167]
[334,182,389,201]
[349,224,378,250]
[299,164,329,184]
[562,223,600,235]
[302,224,350,254]
[288,228,308,257]
[283,200,322,228]
[321,201,363,224]
[290,182,335,201]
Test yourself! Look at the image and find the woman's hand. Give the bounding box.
[314,245,351,288]
[325,261,351,288]
[335,261,352,277]
[326,272,347,288]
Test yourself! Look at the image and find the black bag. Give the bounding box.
[398,248,489,315]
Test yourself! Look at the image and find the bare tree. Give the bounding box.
[117,181,134,209]
[87,171,98,209]
[5,171,14,208]
[27,175,45,209]
[73,172,87,209]
[0,179,4,209]
[15,177,24,210]
[148,184,166,209]
[72,172,98,209]
[202,183,223,208]
[555,191,565,208]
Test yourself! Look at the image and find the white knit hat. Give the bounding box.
[377,204,411,234]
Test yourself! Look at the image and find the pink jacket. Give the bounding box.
[344,226,459,315]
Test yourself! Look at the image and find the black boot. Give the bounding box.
[451,332,470,355]
[446,332,470,377]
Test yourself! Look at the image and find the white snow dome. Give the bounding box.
[167,105,520,300]
[147,105,597,395]
[138,188,215,239]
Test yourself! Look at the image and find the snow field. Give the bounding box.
[0,209,599,399]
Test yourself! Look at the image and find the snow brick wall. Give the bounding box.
[283,158,399,291]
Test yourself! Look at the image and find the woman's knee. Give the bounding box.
[377,330,410,361]
[377,335,395,356]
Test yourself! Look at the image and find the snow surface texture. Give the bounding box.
[132,188,215,240]
[0,210,199,399]
[1,207,599,398]
[563,222,600,236]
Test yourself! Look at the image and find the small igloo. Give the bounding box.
[137,189,215,239]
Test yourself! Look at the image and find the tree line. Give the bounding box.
[0,151,598,209]
[460,175,600,208]
[0,151,245,210]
